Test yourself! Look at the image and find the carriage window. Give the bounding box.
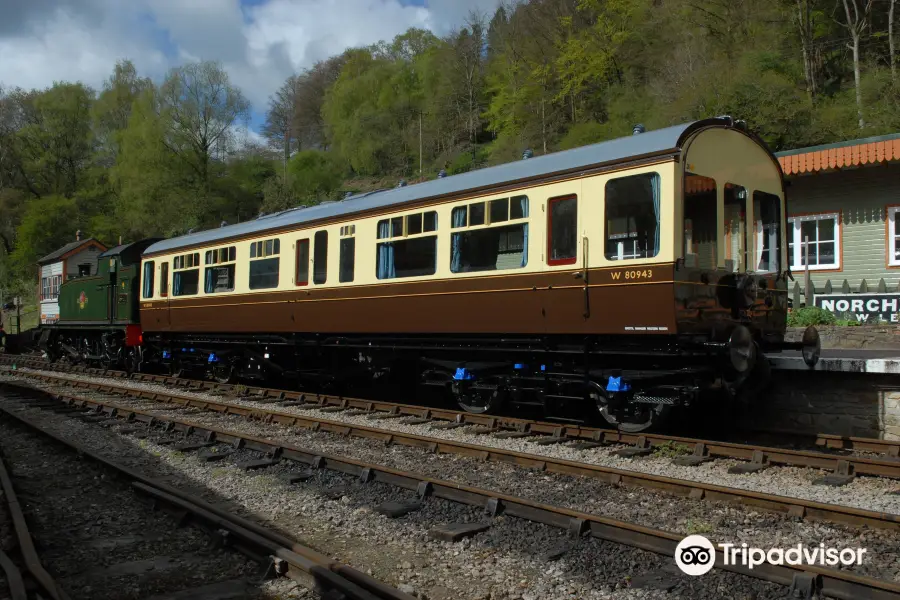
[723,184,748,272]
[340,236,355,283]
[753,192,781,273]
[173,269,199,296]
[605,173,660,261]
[205,264,236,293]
[451,196,529,273]
[204,245,237,293]
[250,238,280,259]
[377,237,437,279]
[313,230,328,284]
[376,211,439,279]
[249,236,280,290]
[548,195,577,265]
[205,246,236,265]
[296,239,310,286]
[683,174,717,269]
[249,259,278,289]
[160,263,169,297]
[142,262,155,298]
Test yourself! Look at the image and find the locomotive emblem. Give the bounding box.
[78,291,88,309]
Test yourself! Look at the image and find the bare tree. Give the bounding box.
[158,61,250,188]
[890,0,897,83]
[262,74,302,164]
[837,0,873,128]
[795,0,819,100]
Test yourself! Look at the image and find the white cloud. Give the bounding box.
[0,2,168,92]
[0,0,502,118]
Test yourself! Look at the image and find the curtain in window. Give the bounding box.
[451,208,467,271]
[174,273,183,296]
[204,269,214,293]
[376,221,395,279]
[650,174,661,256]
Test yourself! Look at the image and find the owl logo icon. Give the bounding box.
[78,291,88,310]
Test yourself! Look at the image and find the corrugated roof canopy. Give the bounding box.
[776,132,900,176]
[145,118,732,256]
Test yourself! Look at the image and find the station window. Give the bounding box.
[296,239,310,286]
[249,237,280,290]
[753,192,782,273]
[142,262,155,299]
[376,211,438,279]
[313,230,328,284]
[547,195,577,265]
[683,174,717,269]
[160,263,169,297]
[450,196,528,273]
[888,206,900,267]
[788,213,840,271]
[605,173,660,261]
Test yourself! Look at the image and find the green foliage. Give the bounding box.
[9,195,84,274]
[786,307,837,327]
[288,150,345,202]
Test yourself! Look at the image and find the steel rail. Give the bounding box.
[10,377,900,534]
[5,384,899,600]
[0,388,414,600]
[4,354,900,467]
[0,447,71,600]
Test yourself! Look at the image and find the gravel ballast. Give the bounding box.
[2,375,899,599]
[0,403,303,600]
[0,389,794,600]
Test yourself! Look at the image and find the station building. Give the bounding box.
[776,133,900,321]
[36,232,107,325]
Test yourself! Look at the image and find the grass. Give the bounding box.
[651,441,691,458]
[684,519,715,535]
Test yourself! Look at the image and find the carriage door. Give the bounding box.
[107,257,118,323]
[160,261,171,331]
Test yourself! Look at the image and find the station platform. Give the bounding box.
[766,349,900,373]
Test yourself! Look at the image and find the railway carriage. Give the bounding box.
[129,116,819,431]
[39,116,820,431]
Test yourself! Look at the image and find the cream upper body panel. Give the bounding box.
[139,125,783,302]
[140,159,681,302]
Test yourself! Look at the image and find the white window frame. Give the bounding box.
[887,206,900,266]
[787,212,840,271]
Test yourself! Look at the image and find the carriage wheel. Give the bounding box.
[212,362,237,384]
[589,385,670,433]
[452,379,505,414]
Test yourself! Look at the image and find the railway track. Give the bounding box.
[1,380,898,600]
[0,384,415,600]
[3,367,900,536]
[0,430,68,600]
[4,354,900,471]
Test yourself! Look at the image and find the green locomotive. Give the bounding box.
[39,239,160,371]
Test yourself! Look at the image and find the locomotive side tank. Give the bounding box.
[135,117,818,431]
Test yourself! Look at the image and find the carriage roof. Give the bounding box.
[144,117,753,257]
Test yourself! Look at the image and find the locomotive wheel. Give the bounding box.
[452,379,505,414]
[169,360,188,379]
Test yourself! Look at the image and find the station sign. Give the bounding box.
[815,293,900,323]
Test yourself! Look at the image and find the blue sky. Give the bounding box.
[0,0,500,141]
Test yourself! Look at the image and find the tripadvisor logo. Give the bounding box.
[675,535,867,576]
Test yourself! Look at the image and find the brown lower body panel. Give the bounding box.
[141,267,679,336]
